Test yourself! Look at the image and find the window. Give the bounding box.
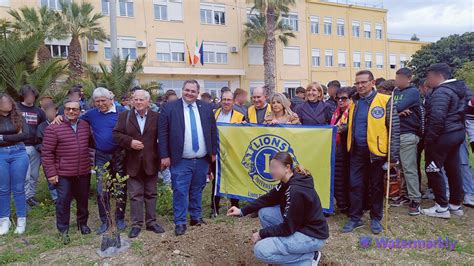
[0,0,10,7]
[364,22,371,39]
[46,44,69,58]
[204,81,229,98]
[203,42,228,64]
[365,52,372,68]
[310,16,319,34]
[41,0,71,10]
[325,49,333,67]
[200,3,225,25]
[284,81,301,99]
[248,45,263,65]
[375,24,383,39]
[156,39,185,62]
[158,80,185,97]
[376,53,384,69]
[353,52,361,68]
[336,19,344,36]
[282,13,298,31]
[352,21,360,37]
[311,49,320,67]
[246,8,259,22]
[153,0,183,21]
[102,0,134,17]
[400,54,407,68]
[283,47,300,65]
[389,54,397,69]
[104,37,137,60]
[338,50,346,67]
[324,17,332,35]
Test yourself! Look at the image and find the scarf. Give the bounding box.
[330,105,349,146]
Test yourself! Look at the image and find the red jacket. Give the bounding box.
[41,117,92,178]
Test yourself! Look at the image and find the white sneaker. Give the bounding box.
[421,203,450,219]
[463,194,474,208]
[449,204,464,216]
[14,217,26,234]
[0,217,11,235]
[312,251,322,266]
[421,189,435,200]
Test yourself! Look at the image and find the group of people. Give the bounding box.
[0,62,473,265]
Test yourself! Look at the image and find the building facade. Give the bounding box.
[0,0,428,98]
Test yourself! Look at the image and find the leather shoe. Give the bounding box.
[175,224,187,236]
[146,224,165,234]
[128,227,141,238]
[190,218,206,226]
[78,224,91,235]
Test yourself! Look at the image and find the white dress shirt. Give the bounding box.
[217,110,232,123]
[134,110,147,134]
[182,100,207,158]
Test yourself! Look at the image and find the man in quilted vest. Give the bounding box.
[41,99,93,244]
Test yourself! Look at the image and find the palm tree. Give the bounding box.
[8,6,65,64]
[84,54,146,99]
[0,33,66,99]
[60,0,107,79]
[244,0,296,95]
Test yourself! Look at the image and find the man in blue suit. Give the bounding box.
[159,80,218,236]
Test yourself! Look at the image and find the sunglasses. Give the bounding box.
[335,96,349,101]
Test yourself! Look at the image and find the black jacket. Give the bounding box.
[425,80,471,144]
[241,173,329,240]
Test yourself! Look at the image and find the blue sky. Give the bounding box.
[334,0,474,41]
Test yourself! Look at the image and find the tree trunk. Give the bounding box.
[263,6,277,99]
[68,35,83,80]
[37,42,52,65]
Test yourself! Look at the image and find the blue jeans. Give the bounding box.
[25,145,41,199]
[170,158,209,225]
[460,139,474,197]
[254,206,326,266]
[0,144,29,218]
[95,150,126,224]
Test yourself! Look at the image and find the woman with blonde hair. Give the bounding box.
[264,93,300,125]
[295,82,332,125]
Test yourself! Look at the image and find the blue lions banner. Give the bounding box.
[216,123,336,213]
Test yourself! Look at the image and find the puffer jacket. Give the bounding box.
[425,80,471,144]
[41,117,92,178]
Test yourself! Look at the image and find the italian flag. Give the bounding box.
[193,38,200,65]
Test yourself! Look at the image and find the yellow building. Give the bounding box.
[0,0,428,98]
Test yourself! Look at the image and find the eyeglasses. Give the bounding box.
[64,107,80,112]
[335,96,349,101]
[354,80,371,86]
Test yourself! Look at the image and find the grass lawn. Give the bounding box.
[0,161,473,264]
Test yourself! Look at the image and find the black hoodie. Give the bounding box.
[425,80,472,144]
[241,173,329,240]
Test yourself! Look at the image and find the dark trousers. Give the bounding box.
[127,167,158,228]
[210,162,239,213]
[55,175,91,233]
[349,145,385,221]
[425,130,465,207]
[334,142,350,210]
[95,150,127,225]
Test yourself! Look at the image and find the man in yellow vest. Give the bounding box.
[247,86,272,124]
[342,70,400,234]
[211,90,245,218]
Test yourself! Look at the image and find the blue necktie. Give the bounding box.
[188,104,199,152]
